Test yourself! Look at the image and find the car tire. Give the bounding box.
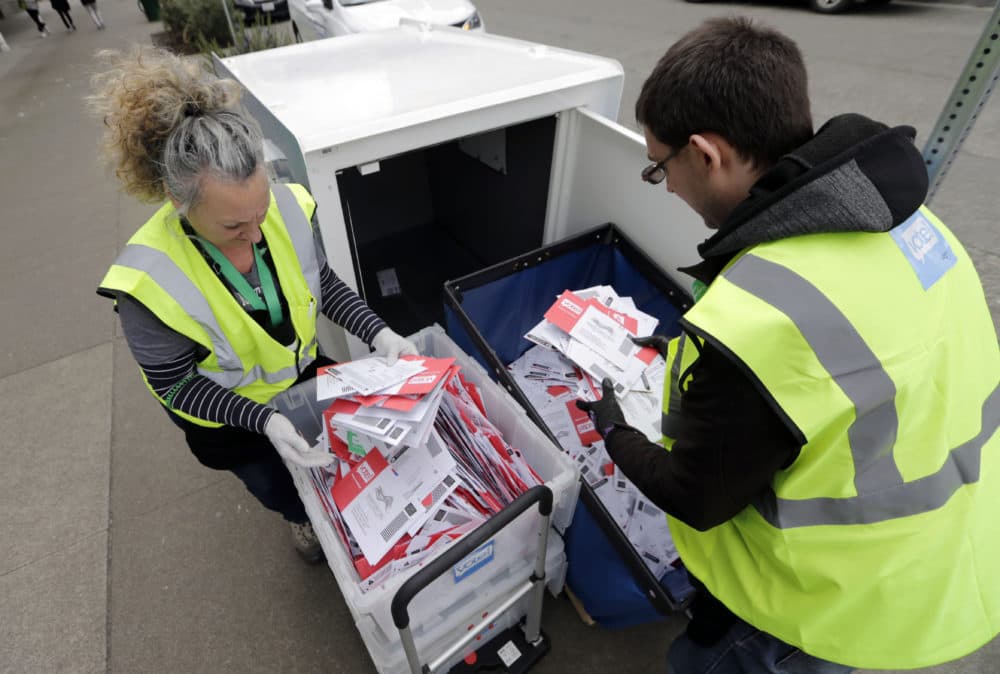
[810,0,852,12]
[292,21,302,42]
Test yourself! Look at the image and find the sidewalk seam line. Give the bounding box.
[0,528,108,579]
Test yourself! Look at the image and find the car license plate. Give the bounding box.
[261,2,274,10]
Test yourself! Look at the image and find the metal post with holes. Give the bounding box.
[922,2,1000,202]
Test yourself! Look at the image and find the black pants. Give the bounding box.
[167,356,335,522]
[229,451,309,523]
[26,8,46,31]
[54,8,73,28]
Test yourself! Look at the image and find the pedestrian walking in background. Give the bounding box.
[50,0,75,31]
[21,0,50,37]
[80,0,103,29]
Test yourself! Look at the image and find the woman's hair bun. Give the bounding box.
[88,47,244,203]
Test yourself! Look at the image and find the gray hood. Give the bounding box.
[684,114,929,282]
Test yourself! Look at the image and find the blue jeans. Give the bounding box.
[668,617,855,674]
[229,452,308,524]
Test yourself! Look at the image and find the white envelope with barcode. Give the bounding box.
[332,440,458,565]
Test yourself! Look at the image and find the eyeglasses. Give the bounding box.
[641,143,686,185]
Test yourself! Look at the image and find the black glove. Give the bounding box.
[631,334,670,358]
[575,378,627,439]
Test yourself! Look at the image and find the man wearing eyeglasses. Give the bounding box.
[577,15,999,674]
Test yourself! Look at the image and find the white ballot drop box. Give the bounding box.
[214,21,705,363]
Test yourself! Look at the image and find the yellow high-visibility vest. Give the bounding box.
[661,206,1000,669]
[98,183,321,427]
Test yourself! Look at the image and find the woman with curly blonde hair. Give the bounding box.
[92,47,417,563]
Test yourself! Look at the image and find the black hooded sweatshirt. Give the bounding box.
[605,114,930,645]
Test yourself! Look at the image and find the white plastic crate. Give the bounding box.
[275,324,580,673]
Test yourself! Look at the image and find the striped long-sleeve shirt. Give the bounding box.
[118,232,386,434]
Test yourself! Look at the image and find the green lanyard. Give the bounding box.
[196,236,284,327]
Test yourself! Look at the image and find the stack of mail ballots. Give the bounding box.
[309,356,545,592]
[511,285,679,579]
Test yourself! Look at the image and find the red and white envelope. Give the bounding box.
[376,356,455,396]
[565,398,602,446]
[544,290,640,335]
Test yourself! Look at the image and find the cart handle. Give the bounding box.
[391,484,553,630]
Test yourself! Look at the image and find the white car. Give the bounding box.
[290,0,483,42]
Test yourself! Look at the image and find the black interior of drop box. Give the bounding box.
[337,116,557,335]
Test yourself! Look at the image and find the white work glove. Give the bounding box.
[371,327,419,366]
[264,413,332,468]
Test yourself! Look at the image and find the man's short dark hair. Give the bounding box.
[636,17,813,169]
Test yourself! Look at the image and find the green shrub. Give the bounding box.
[160,0,294,56]
[202,15,295,56]
[160,0,238,54]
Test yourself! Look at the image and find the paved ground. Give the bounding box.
[1,0,998,672]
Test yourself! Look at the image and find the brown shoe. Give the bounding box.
[289,521,324,564]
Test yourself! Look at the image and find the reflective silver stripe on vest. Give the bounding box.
[723,253,998,527]
[200,345,317,390]
[754,382,999,527]
[114,244,245,376]
[725,254,903,495]
[201,361,301,389]
[661,333,687,439]
[272,183,321,303]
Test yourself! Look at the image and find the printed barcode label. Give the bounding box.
[427,481,449,506]
[618,338,633,355]
[380,509,410,542]
[389,426,405,440]
[355,415,391,430]
[497,641,522,668]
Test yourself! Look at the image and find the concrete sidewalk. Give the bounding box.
[1,0,998,672]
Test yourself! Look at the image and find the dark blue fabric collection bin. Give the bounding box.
[444,224,696,627]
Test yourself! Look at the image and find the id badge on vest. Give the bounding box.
[890,211,957,290]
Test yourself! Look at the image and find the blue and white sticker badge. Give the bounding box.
[890,211,957,290]
[453,540,495,583]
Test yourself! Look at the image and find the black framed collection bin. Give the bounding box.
[444,223,697,626]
